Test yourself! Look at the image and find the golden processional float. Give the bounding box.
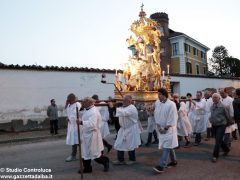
[102,5,171,109]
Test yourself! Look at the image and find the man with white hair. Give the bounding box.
[78,97,109,173]
[113,94,141,165]
[219,88,236,148]
[209,93,230,162]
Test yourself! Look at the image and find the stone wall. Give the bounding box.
[0,117,68,132]
[0,69,239,132]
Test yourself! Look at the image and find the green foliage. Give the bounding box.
[209,45,240,77]
[224,57,240,77]
[209,45,228,76]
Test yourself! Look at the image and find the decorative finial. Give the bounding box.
[141,3,144,11]
[139,3,146,18]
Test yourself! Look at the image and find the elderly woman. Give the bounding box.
[177,101,192,147]
[209,93,230,163]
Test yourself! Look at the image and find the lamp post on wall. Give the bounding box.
[101,73,123,98]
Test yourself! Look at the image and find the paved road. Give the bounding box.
[0,132,240,180]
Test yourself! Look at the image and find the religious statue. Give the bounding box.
[119,4,162,92]
[113,4,171,102]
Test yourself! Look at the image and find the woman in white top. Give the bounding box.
[177,101,192,147]
[186,93,195,134]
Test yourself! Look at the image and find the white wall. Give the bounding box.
[0,69,239,123]
[171,76,240,96]
[0,70,114,123]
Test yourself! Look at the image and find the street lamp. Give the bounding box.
[101,73,123,98]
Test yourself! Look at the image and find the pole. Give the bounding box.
[76,106,83,179]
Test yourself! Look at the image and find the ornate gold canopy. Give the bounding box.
[114,4,171,101]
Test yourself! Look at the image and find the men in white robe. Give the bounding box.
[144,104,158,146]
[65,93,82,162]
[78,97,109,173]
[186,93,195,132]
[153,88,178,173]
[177,101,192,147]
[219,88,236,148]
[113,94,141,165]
[92,94,112,153]
[203,90,213,141]
[192,91,206,146]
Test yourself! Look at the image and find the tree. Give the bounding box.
[224,57,240,77]
[209,45,228,76]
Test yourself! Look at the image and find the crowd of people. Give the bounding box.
[53,87,240,174]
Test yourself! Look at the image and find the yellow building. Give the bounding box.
[150,13,210,75]
[170,31,209,75]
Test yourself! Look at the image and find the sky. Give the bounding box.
[0,0,240,69]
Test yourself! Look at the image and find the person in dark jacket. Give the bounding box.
[209,93,230,163]
[233,88,240,137]
[108,96,120,135]
[47,99,58,135]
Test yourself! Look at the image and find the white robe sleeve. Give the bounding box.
[166,102,178,126]
[100,107,109,122]
[67,102,82,123]
[82,109,100,131]
[116,105,137,123]
[229,101,234,118]
[196,100,205,110]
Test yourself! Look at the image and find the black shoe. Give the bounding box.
[223,151,229,156]
[79,168,92,173]
[107,145,112,153]
[153,166,164,173]
[103,160,109,172]
[178,136,183,141]
[145,142,151,147]
[78,169,84,174]
[152,140,159,144]
[167,161,177,168]
[174,145,180,149]
[184,141,190,148]
[233,137,238,140]
[194,142,199,146]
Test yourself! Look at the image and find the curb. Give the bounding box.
[0,134,66,144]
[0,123,147,144]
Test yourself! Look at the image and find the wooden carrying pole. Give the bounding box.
[76,106,84,179]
